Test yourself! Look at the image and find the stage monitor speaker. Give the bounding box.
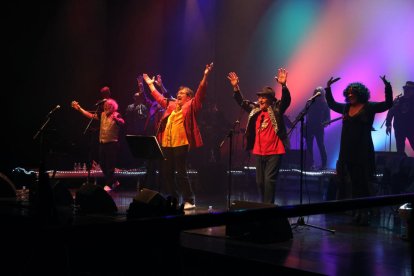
[75,183,118,214]
[226,200,293,243]
[0,173,16,198]
[52,180,74,206]
[127,188,183,219]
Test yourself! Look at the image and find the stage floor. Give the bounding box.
[76,173,411,276]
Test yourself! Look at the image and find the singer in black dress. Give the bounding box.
[325,76,393,222]
[227,69,291,204]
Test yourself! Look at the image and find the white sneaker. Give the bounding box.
[103,185,112,192]
[184,202,196,210]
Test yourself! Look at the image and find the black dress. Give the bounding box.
[325,84,392,199]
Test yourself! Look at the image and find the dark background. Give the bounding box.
[3,0,274,175]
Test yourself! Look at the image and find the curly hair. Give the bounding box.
[342,82,370,103]
[105,98,119,111]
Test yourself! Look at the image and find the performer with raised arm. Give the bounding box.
[143,62,214,210]
[125,76,151,135]
[227,68,291,204]
[71,97,125,192]
[325,76,393,224]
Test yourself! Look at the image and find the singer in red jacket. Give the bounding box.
[227,68,291,204]
[143,63,213,210]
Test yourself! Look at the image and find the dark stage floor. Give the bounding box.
[73,170,411,276]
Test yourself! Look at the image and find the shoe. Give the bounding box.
[184,202,196,210]
[103,185,112,192]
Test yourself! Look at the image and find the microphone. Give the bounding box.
[46,105,61,117]
[95,99,107,106]
[243,99,259,107]
[307,91,322,102]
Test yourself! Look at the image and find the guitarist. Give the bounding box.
[305,87,330,170]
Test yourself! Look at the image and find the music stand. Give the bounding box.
[126,135,165,160]
[126,135,165,194]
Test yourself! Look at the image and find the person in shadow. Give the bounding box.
[386,80,414,154]
[305,87,330,170]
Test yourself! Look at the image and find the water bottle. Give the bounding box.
[21,186,29,202]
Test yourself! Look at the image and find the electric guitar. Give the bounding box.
[322,116,343,127]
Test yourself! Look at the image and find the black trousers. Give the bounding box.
[99,142,119,187]
[161,145,194,204]
[306,128,327,168]
[255,154,283,204]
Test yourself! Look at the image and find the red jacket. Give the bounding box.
[151,82,207,150]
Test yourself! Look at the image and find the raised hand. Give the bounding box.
[204,62,214,76]
[142,74,155,85]
[327,77,341,87]
[275,68,288,85]
[71,101,80,111]
[227,72,239,87]
[380,75,390,85]
[155,74,163,86]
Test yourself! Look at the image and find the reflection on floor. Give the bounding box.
[87,170,412,275]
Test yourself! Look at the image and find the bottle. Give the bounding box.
[21,186,28,201]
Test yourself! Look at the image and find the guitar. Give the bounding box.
[322,116,343,127]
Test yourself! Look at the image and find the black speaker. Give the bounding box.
[0,173,16,198]
[52,180,74,206]
[226,200,293,243]
[127,188,183,219]
[75,183,118,214]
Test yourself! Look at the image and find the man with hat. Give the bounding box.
[386,81,414,154]
[227,68,291,204]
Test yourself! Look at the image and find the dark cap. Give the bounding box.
[256,86,275,100]
[403,81,414,89]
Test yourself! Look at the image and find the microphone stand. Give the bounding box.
[32,109,59,223]
[82,105,101,184]
[34,107,59,165]
[380,118,392,152]
[33,117,51,164]
[288,99,335,233]
[219,119,240,210]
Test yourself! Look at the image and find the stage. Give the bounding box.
[3,165,412,275]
